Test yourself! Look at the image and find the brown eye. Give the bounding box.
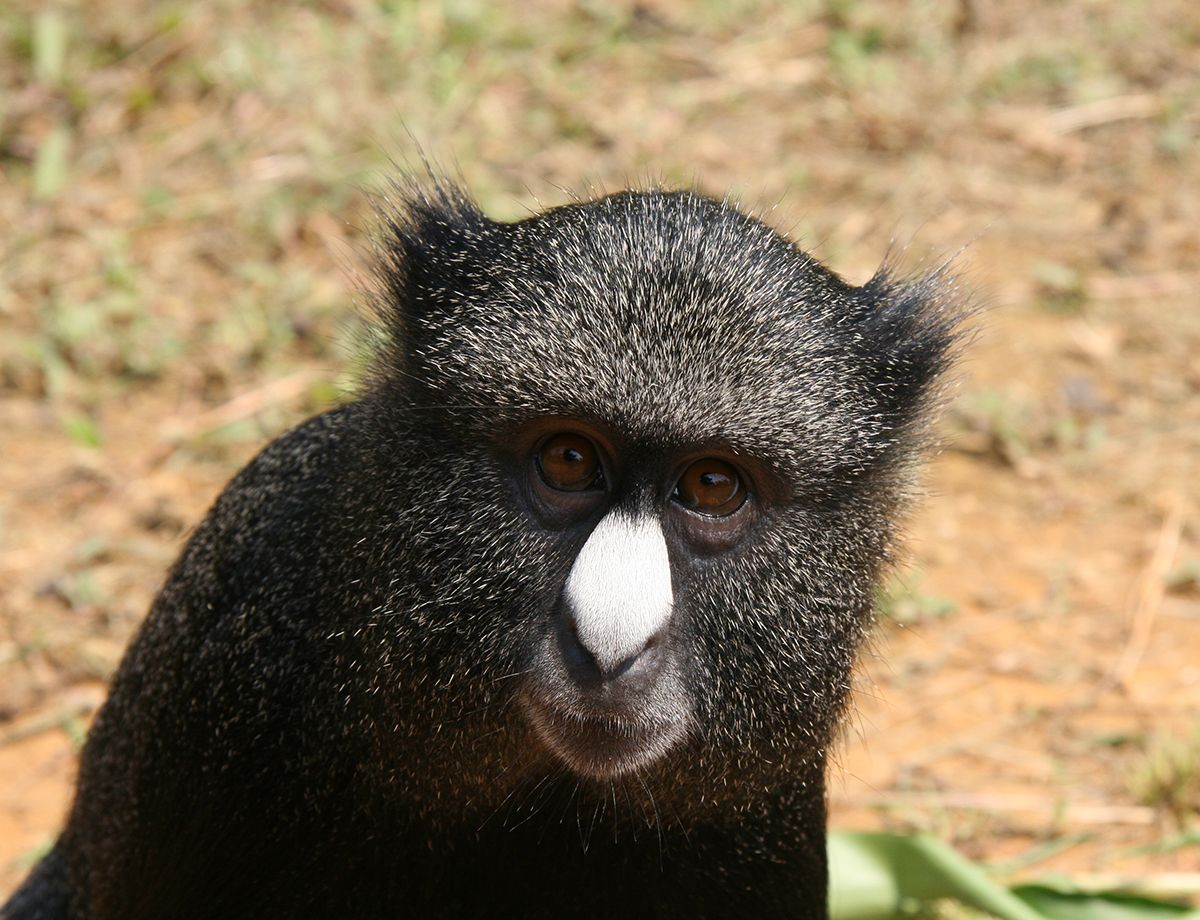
[672,459,746,516]
[536,433,604,492]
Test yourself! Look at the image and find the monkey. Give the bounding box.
[3,179,963,920]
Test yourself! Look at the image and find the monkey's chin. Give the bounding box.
[521,695,688,780]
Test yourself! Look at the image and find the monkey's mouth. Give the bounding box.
[519,692,688,779]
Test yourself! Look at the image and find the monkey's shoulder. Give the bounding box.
[193,403,364,546]
[215,402,363,514]
[144,403,376,634]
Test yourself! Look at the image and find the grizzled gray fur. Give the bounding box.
[4,181,963,920]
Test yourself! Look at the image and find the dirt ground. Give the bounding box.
[1,0,1198,904]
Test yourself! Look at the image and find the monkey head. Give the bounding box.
[358,183,961,803]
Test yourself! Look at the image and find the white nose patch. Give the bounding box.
[564,509,674,672]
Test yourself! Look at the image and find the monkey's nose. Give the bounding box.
[558,509,675,683]
[558,611,665,684]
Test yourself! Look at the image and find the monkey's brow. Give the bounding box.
[618,418,810,484]
[421,397,810,477]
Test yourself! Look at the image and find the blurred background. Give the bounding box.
[1,0,1198,903]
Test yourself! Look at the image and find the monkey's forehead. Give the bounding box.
[379,187,956,485]
[409,295,892,488]
[392,186,847,332]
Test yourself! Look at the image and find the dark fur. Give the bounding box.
[4,183,962,920]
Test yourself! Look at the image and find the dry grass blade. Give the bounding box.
[1112,503,1185,689]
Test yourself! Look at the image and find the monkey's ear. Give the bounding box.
[370,178,499,328]
[851,267,970,437]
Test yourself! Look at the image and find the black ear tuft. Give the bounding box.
[370,177,496,327]
[358,177,505,398]
[853,265,972,443]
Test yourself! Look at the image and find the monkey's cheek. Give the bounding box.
[517,689,691,780]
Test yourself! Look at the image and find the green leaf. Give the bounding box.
[1013,885,1200,920]
[830,832,1045,920]
[829,832,1200,920]
[827,831,904,920]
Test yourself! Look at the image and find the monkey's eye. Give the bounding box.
[536,433,604,492]
[672,459,746,517]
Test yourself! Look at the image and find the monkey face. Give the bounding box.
[513,423,763,778]
[366,184,960,797]
[457,406,871,788]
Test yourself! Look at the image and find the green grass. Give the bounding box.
[1129,729,1200,827]
[877,570,958,624]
